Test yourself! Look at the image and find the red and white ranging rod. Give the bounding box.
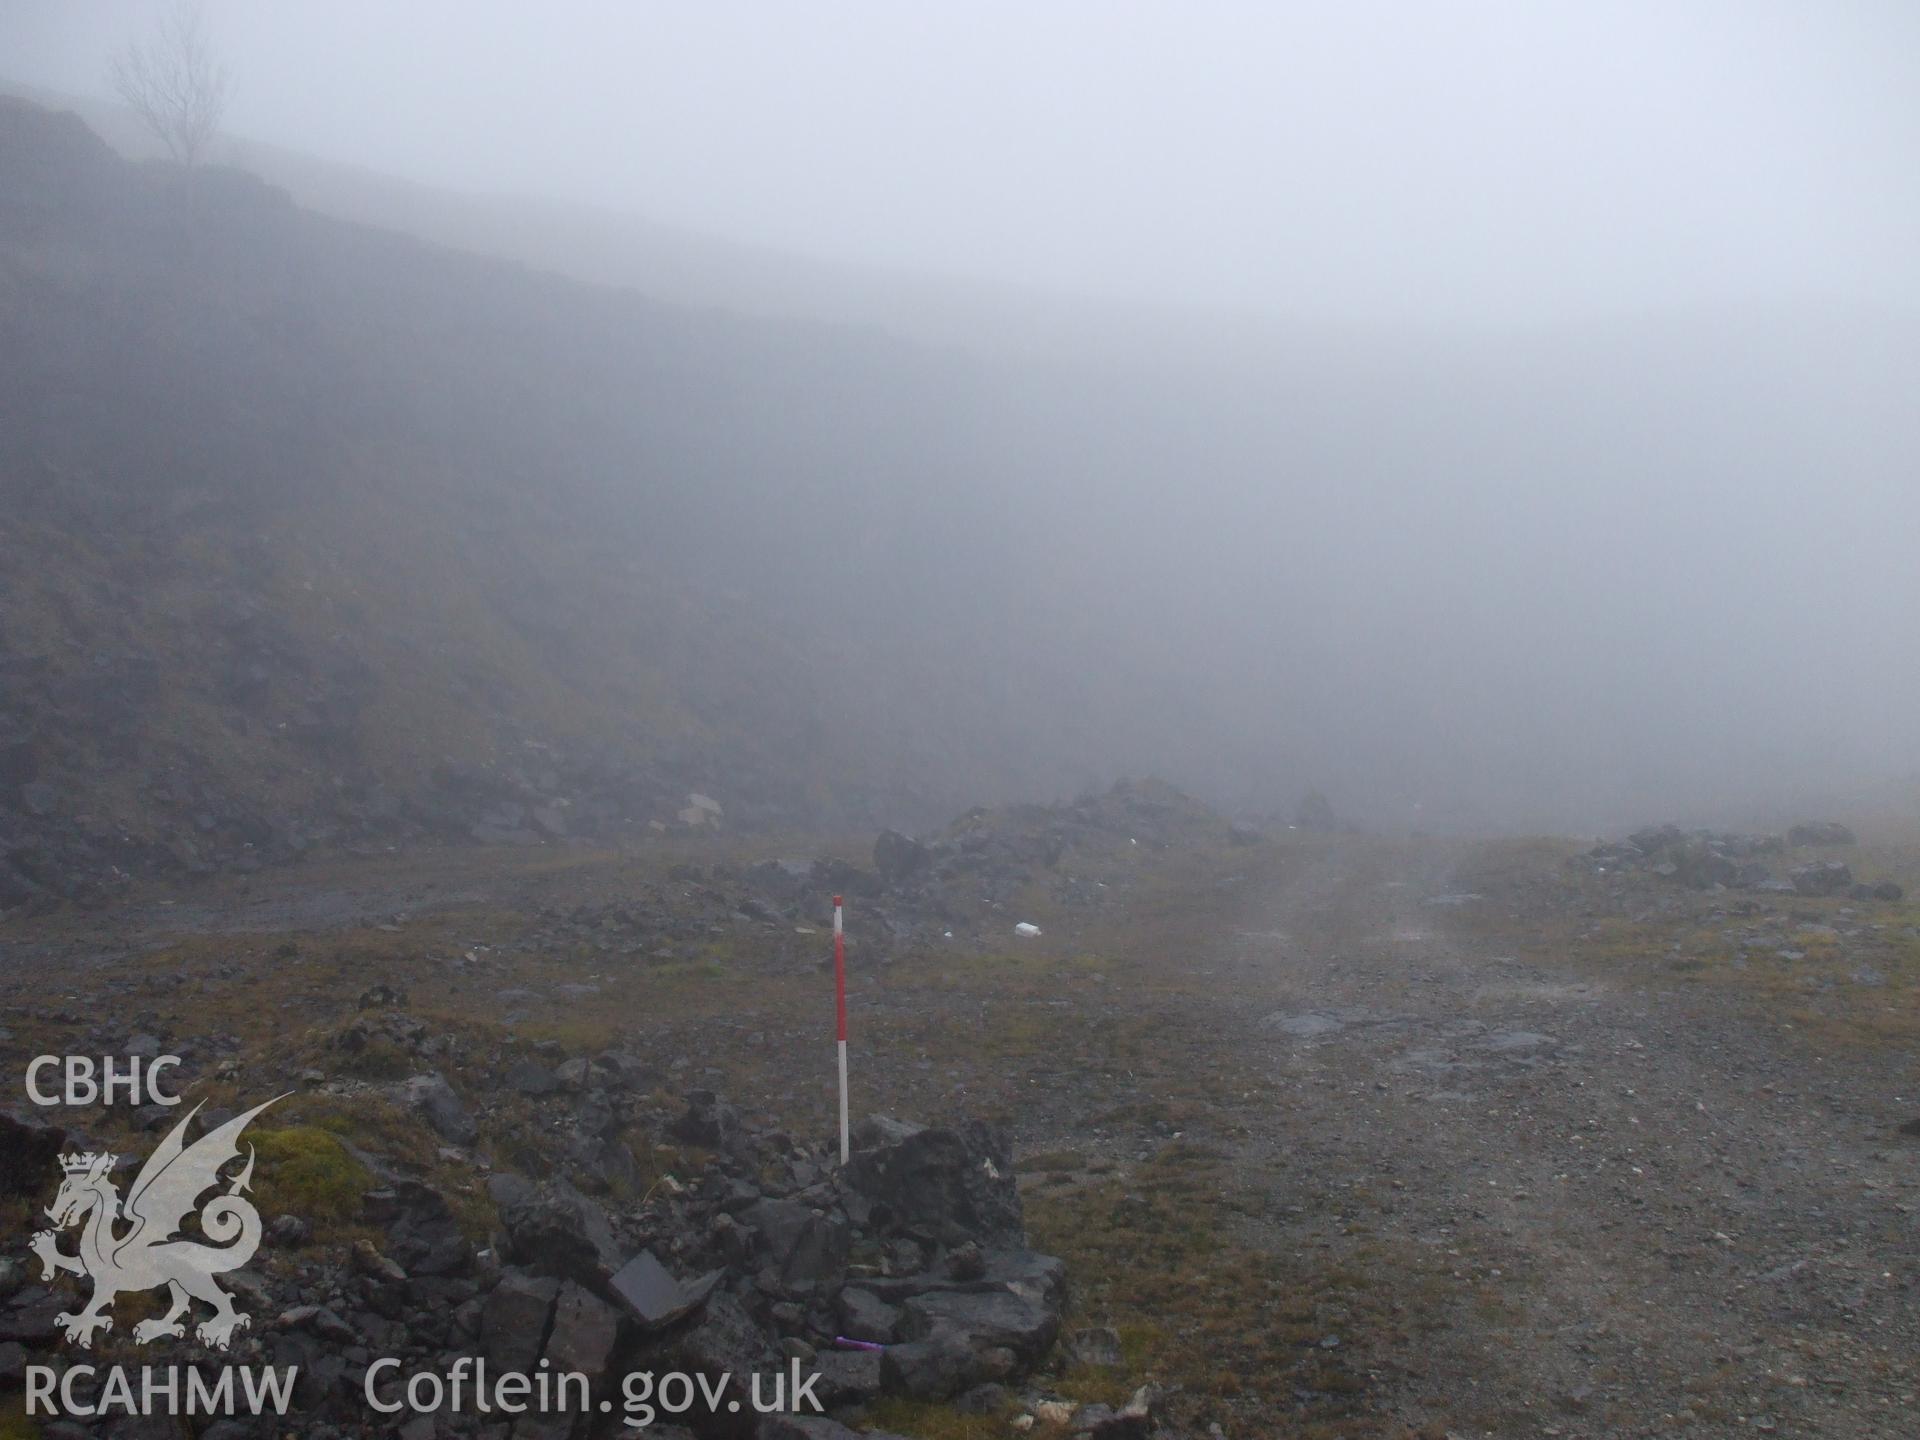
[833,894,849,1164]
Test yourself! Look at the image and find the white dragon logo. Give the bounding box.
[28,1096,287,1350]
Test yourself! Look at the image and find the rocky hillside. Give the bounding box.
[8,92,1917,907]
[0,98,1184,904]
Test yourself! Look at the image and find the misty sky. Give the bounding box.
[6,0,1919,326]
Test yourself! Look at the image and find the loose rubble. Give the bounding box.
[1584,822,1902,900]
[501,779,1248,966]
[0,1094,1117,1438]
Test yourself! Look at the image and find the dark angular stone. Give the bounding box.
[505,1059,559,1096]
[836,1286,903,1346]
[0,1113,67,1197]
[608,1249,695,1329]
[544,1280,623,1380]
[880,1328,978,1400]
[669,1089,742,1150]
[900,1287,1061,1365]
[806,1348,883,1406]
[482,1269,559,1372]
[842,1119,1020,1247]
[499,1179,625,1288]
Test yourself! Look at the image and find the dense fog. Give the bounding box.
[4,1,1916,832]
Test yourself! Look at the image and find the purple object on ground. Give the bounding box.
[833,1336,886,1352]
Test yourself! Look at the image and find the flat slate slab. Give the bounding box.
[608,1249,692,1328]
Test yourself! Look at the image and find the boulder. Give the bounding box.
[981,1247,1068,1307]
[0,1112,67,1196]
[663,1292,779,1435]
[481,1269,559,1372]
[806,1348,883,1406]
[842,1118,1021,1247]
[1791,861,1854,897]
[398,1073,477,1146]
[487,1172,537,1210]
[739,1198,850,1287]
[574,1089,620,1139]
[544,1280,623,1380]
[593,1050,656,1090]
[1673,843,1739,889]
[670,1089,743,1150]
[873,829,931,884]
[1628,823,1685,855]
[900,1286,1061,1366]
[505,1059,559,1096]
[1788,821,1857,847]
[880,1327,979,1400]
[379,1180,469,1276]
[499,1179,626,1288]
[837,1288,903,1344]
[1295,790,1338,832]
[567,1133,644,1195]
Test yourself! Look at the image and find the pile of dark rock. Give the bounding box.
[1586,825,1783,890]
[1786,821,1858,848]
[0,1095,1142,1440]
[1292,790,1340,833]
[520,780,1245,963]
[749,779,1245,938]
[1586,822,1902,901]
[457,1096,1081,1437]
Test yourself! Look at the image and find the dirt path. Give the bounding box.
[1191,839,1918,1439]
[5,830,1911,1438]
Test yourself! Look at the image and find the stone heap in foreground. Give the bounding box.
[1,1097,1160,1440]
[475,1096,1072,1436]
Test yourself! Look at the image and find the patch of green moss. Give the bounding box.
[249,1125,373,1230]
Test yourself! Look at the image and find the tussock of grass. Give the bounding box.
[333,1035,415,1080]
[860,1400,1007,1440]
[1024,1144,1408,1437]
